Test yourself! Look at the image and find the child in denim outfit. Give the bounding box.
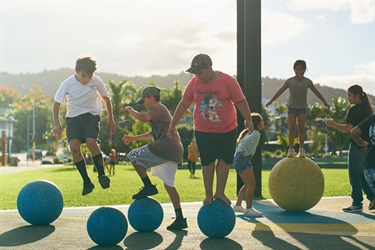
[233,113,264,217]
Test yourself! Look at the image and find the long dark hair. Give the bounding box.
[237,113,263,143]
[348,85,373,116]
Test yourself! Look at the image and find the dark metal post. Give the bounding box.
[237,0,262,196]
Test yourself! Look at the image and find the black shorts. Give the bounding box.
[66,113,100,143]
[195,128,238,166]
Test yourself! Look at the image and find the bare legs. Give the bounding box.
[202,159,231,206]
[235,168,256,209]
[287,114,306,150]
[164,184,181,210]
[297,114,306,149]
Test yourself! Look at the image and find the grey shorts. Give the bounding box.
[127,145,177,187]
[288,108,307,115]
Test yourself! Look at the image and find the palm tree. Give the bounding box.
[321,97,350,155]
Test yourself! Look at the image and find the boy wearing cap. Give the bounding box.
[122,86,187,230]
[167,54,253,206]
[350,114,375,210]
[52,56,116,196]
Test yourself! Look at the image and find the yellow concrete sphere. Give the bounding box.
[268,157,324,211]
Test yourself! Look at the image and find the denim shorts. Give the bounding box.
[233,152,253,174]
[288,108,307,115]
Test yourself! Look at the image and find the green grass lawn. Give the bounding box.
[0,164,351,210]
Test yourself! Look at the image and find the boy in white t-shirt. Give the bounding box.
[52,56,116,196]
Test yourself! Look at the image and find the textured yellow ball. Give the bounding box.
[268,157,324,211]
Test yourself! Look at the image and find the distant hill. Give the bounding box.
[1,68,374,105]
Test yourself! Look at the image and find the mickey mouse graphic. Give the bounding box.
[200,94,222,122]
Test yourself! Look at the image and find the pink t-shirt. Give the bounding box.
[183,72,245,133]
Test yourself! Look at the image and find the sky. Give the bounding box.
[1,0,374,95]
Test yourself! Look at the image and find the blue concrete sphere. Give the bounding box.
[17,180,64,225]
[128,197,163,232]
[87,207,128,246]
[197,199,236,238]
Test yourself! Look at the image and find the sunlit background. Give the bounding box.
[1,0,374,94]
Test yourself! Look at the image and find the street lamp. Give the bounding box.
[22,85,36,162]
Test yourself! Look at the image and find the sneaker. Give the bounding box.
[132,184,158,199]
[287,148,295,158]
[82,181,95,196]
[233,205,245,213]
[244,208,263,217]
[98,175,110,189]
[369,199,375,210]
[298,148,306,158]
[167,218,188,230]
[342,205,363,213]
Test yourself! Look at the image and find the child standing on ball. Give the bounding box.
[266,60,330,157]
[122,86,187,231]
[233,113,264,217]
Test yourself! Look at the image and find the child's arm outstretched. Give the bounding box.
[122,132,153,145]
[122,106,153,144]
[124,106,152,122]
[309,85,330,109]
[265,82,289,107]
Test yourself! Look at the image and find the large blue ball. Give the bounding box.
[128,197,163,232]
[17,180,64,225]
[197,199,236,238]
[87,207,128,246]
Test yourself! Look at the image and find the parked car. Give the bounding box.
[27,150,43,160]
[57,153,71,163]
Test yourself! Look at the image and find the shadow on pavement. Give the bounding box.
[236,200,375,249]
[87,245,123,250]
[164,229,188,250]
[200,237,243,249]
[0,225,55,247]
[124,231,163,249]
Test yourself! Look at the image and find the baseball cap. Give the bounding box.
[135,86,161,104]
[186,54,212,74]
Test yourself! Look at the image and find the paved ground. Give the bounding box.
[0,164,375,249]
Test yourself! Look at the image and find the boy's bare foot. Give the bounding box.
[203,196,213,206]
[214,194,231,206]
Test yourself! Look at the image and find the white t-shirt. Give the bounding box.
[235,130,261,157]
[54,75,109,118]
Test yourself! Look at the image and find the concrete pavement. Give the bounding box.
[0,163,374,249]
[1,197,374,249]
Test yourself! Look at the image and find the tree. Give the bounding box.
[0,86,20,106]
[273,102,288,136]
[321,97,350,155]
[160,81,183,114]
[306,103,327,131]
[100,80,139,153]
